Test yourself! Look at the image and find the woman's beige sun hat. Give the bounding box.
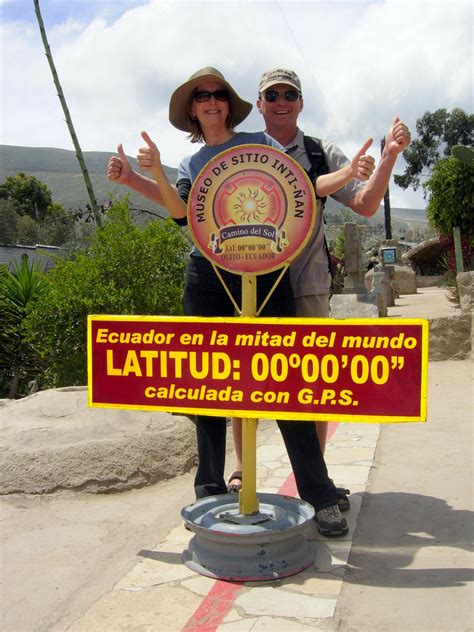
[169,67,252,132]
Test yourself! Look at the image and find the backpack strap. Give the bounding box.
[302,135,333,278]
[302,135,329,206]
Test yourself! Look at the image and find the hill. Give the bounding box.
[387,206,428,223]
[0,144,177,218]
[0,144,427,224]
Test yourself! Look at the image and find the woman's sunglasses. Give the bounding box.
[263,89,301,102]
[193,89,230,103]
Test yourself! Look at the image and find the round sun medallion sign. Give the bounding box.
[188,144,317,274]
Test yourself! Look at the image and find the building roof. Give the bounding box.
[0,243,62,272]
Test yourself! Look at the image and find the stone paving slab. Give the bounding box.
[65,420,381,632]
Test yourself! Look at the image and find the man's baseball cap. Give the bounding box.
[259,68,302,94]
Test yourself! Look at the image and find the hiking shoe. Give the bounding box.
[315,504,348,536]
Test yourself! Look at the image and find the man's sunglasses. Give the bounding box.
[263,89,301,102]
[193,89,230,103]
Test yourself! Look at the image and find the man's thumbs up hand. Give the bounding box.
[351,138,375,181]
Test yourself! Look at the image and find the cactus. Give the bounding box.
[33,0,102,227]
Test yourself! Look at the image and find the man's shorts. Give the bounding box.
[295,294,330,318]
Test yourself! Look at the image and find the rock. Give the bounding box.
[330,293,379,318]
[392,265,417,295]
[367,265,417,296]
[0,387,197,494]
[428,314,471,361]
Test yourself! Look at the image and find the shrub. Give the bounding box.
[424,157,473,235]
[438,234,473,274]
[0,256,49,397]
[24,198,190,387]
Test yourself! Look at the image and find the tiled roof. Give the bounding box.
[0,244,63,272]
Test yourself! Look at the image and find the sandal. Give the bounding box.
[227,470,243,493]
[336,486,351,512]
[330,479,350,512]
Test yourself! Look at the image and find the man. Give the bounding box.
[256,68,411,330]
[247,67,411,501]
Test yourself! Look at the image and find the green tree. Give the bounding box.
[332,228,345,259]
[24,198,189,387]
[0,200,19,244]
[0,256,49,398]
[15,215,40,245]
[38,203,75,246]
[328,228,346,296]
[424,157,473,235]
[452,144,474,167]
[395,108,474,191]
[0,172,52,221]
[0,176,75,246]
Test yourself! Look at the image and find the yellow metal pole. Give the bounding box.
[239,273,259,515]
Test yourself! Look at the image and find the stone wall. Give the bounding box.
[429,272,472,361]
[416,275,444,288]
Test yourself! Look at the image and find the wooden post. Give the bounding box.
[381,138,392,240]
[453,226,464,274]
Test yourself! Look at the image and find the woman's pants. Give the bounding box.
[183,255,338,511]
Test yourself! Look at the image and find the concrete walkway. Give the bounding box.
[1,287,472,632]
[1,420,381,632]
[387,285,461,319]
[337,359,473,632]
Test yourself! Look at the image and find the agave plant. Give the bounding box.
[0,255,49,398]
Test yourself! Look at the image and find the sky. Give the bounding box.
[0,0,472,209]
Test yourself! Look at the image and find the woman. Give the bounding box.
[108,67,346,536]
[135,67,296,499]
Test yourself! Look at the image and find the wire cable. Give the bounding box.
[274,0,345,145]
